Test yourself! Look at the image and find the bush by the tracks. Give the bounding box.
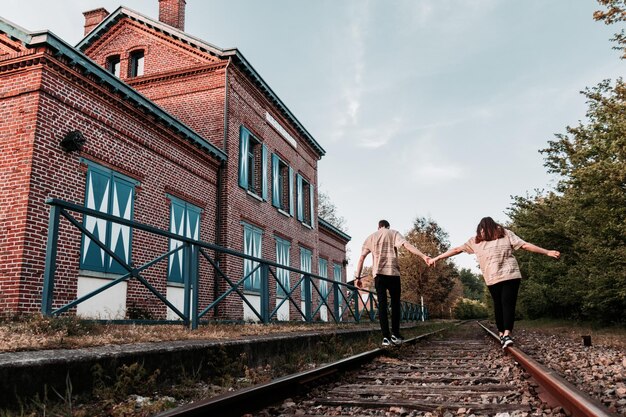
[453,298,489,319]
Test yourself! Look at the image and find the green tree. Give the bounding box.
[509,79,626,323]
[458,268,485,301]
[398,217,459,317]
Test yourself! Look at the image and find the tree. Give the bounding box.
[594,0,626,58]
[458,268,485,301]
[398,217,460,317]
[318,190,347,232]
[509,79,626,323]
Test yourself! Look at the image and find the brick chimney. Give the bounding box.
[159,0,186,31]
[83,8,110,36]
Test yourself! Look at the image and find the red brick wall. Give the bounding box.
[218,67,322,319]
[0,47,220,316]
[129,64,226,150]
[0,49,42,313]
[83,19,218,80]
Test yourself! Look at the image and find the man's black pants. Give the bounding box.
[375,274,401,339]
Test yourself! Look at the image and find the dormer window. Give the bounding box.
[129,50,145,77]
[105,55,120,77]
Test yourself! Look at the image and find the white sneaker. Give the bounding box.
[391,335,404,345]
[382,337,391,347]
[502,335,514,348]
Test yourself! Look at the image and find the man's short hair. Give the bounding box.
[379,220,390,229]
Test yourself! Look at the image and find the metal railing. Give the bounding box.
[42,199,426,328]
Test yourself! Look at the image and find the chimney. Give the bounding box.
[159,0,186,31]
[83,8,110,36]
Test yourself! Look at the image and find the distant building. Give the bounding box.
[0,0,350,321]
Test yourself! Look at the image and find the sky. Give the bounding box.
[2,0,623,275]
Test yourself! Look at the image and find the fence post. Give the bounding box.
[353,289,360,323]
[191,244,199,330]
[260,263,270,323]
[183,242,191,327]
[42,204,61,316]
[333,282,340,322]
[304,274,312,322]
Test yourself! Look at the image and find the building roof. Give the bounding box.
[77,6,326,158]
[318,218,351,242]
[0,16,227,162]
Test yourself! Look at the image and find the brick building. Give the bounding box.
[0,0,350,321]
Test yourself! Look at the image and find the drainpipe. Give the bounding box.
[214,57,232,316]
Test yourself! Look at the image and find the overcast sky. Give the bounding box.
[3,0,623,274]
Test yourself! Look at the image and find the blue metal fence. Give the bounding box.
[42,199,426,328]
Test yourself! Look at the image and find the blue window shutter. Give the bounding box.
[81,167,110,272]
[309,183,315,228]
[276,238,290,296]
[300,247,312,299]
[334,264,342,282]
[108,177,134,274]
[319,259,328,296]
[243,224,262,291]
[253,228,262,288]
[271,154,280,207]
[186,205,201,241]
[168,199,186,283]
[296,174,303,222]
[262,143,268,201]
[288,167,294,217]
[238,127,249,189]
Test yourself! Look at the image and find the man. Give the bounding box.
[355,220,431,347]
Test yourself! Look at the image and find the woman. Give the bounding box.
[429,217,560,348]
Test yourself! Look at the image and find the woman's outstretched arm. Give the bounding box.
[521,242,560,259]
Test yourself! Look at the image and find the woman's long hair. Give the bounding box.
[475,217,505,243]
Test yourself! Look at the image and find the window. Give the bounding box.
[129,50,145,77]
[319,258,328,298]
[238,126,268,199]
[275,237,291,297]
[167,197,202,283]
[300,247,312,300]
[80,162,136,274]
[271,154,293,215]
[333,264,342,283]
[296,174,314,227]
[106,55,121,77]
[243,223,263,291]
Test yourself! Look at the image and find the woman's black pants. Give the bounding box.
[487,278,521,333]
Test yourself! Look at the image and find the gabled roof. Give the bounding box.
[78,6,325,158]
[0,16,226,162]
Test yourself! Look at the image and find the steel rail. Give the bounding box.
[155,327,447,417]
[477,321,617,417]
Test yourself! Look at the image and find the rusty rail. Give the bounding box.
[477,321,617,417]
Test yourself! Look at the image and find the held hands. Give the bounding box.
[424,256,437,267]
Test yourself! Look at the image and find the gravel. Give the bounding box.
[514,327,626,416]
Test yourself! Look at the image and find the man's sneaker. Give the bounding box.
[499,335,504,346]
[391,335,404,345]
[502,335,514,348]
[382,337,391,347]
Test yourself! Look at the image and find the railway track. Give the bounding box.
[157,322,616,417]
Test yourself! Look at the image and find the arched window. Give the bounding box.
[105,55,120,77]
[129,50,145,77]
